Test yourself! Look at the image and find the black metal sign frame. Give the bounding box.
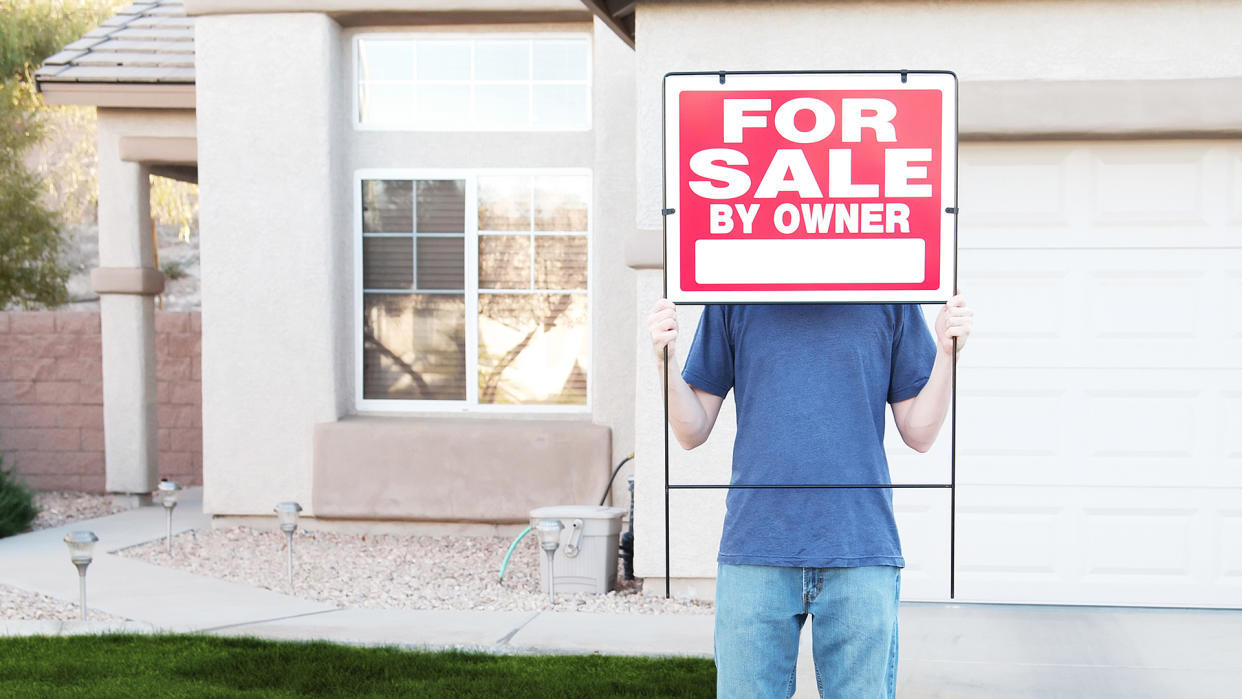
[659,69,960,600]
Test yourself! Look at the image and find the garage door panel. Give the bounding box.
[1091,148,1207,227]
[1083,389,1196,459]
[1225,392,1242,460]
[1231,154,1242,223]
[957,505,1064,576]
[1229,271,1242,339]
[960,141,1242,248]
[1220,512,1242,580]
[1086,270,1201,342]
[956,388,1064,459]
[956,486,1242,607]
[1083,507,1196,579]
[960,146,1074,231]
[957,369,1240,488]
[931,140,1239,608]
[893,488,952,601]
[960,249,1242,368]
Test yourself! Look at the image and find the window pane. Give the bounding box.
[478,176,531,231]
[532,40,587,81]
[414,84,470,128]
[475,84,530,128]
[532,84,587,129]
[415,41,470,81]
[363,237,413,289]
[416,180,465,233]
[363,293,466,400]
[478,293,588,405]
[359,82,415,126]
[416,236,465,290]
[533,175,590,231]
[535,236,587,290]
[362,180,413,233]
[475,40,530,81]
[359,40,414,82]
[479,235,531,289]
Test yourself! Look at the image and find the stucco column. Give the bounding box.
[94,113,163,502]
[196,13,346,516]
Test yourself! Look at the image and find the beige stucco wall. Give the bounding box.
[589,15,638,501]
[630,0,1242,592]
[198,12,637,517]
[633,0,1242,236]
[197,13,349,515]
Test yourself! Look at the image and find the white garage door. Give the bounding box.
[893,140,1242,608]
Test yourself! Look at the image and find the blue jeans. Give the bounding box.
[714,564,900,699]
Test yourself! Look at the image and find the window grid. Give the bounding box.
[356,36,590,131]
[357,170,591,412]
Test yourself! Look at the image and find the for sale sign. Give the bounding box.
[664,71,957,304]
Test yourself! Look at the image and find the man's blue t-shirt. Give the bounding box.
[681,304,936,568]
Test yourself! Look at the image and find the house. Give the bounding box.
[36,0,1242,608]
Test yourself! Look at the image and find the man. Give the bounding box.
[648,296,973,698]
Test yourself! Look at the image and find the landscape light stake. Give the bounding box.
[274,502,302,589]
[158,480,182,555]
[534,518,564,605]
[63,531,98,621]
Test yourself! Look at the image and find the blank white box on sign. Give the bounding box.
[694,238,926,285]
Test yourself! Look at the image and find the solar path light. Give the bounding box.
[63,531,98,621]
[534,518,564,605]
[157,480,182,555]
[274,502,302,589]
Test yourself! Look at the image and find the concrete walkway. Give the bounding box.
[2,494,1240,698]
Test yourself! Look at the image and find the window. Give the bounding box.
[356,36,590,130]
[359,171,590,409]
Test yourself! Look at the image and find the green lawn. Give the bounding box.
[0,635,715,698]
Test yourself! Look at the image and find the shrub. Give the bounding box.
[0,451,39,537]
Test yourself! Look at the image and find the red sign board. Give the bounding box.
[664,72,957,303]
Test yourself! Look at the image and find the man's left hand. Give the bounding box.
[935,294,973,356]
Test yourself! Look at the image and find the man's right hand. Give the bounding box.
[648,298,679,361]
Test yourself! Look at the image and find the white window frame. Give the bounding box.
[354,167,593,414]
[352,33,593,133]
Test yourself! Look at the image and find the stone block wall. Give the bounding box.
[0,310,202,492]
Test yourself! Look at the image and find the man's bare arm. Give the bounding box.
[891,294,973,453]
[649,298,725,450]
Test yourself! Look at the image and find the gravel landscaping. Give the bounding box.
[4,492,711,619]
[32,491,135,531]
[0,585,125,623]
[118,526,714,616]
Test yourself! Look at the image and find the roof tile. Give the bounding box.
[110,26,194,41]
[34,64,70,78]
[117,3,156,15]
[77,51,189,68]
[64,37,107,51]
[43,49,87,66]
[159,66,196,81]
[47,65,192,84]
[95,39,193,54]
[98,14,136,28]
[129,16,194,30]
[36,0,197,88]
[146,5,188,17]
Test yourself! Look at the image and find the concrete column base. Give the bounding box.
[111,493,154,508]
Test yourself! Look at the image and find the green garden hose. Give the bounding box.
[497,526,532,582]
